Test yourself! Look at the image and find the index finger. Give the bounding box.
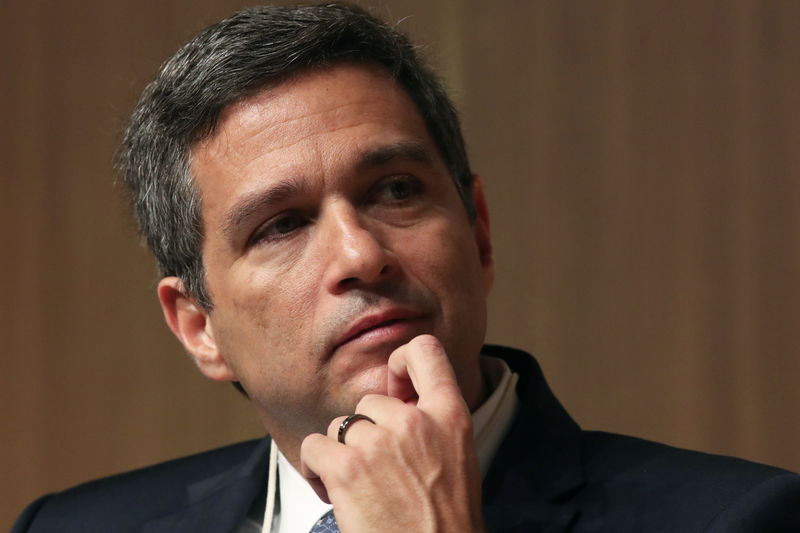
[387,334,468,413]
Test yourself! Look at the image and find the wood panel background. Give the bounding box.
[2,1,798,528]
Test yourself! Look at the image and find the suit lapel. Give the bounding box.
[481,346,584,533]
[143,439,269,533]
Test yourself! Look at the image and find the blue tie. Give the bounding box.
[309,509,339,533]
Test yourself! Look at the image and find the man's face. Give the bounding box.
[186,64,493,450]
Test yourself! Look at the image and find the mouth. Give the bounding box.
[335,308,426,352]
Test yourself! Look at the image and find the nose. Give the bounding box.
[320,204,396,293]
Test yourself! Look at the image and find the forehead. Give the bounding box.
[191,64,435,182]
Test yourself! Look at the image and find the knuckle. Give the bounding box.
[299,433,321,459]
[396,406,426,435]
[371,429,392,450]
[337,450,369,481]
[453,410,473,437]
[356,394,381,412]
[328,416,345,437]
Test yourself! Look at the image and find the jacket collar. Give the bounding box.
[143,439,269,533]
[481,345,585,532]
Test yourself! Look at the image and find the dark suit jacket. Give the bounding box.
[13,346,800,532]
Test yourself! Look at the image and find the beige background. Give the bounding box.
[2,0,799,529]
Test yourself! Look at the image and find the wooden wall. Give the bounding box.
[2,1,798,528]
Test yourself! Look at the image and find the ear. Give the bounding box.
[157,277,235,381]
[471,175,494,292]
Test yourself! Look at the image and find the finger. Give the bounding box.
[327,415,349,439]
[300,433,341,503]
[354,393,408,424]
[325,395,407,440]
[386,358,418,405]
[327,413,378,445]
[387,335,466,413]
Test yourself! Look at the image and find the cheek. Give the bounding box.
[211,270,319,365]
[434,218,482,273]
[406,220,483,303]
[234,261,319,320]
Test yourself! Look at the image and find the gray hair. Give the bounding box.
[118,3,474,309]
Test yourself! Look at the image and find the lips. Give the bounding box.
[335,308,424,350]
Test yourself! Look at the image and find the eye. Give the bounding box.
[273,215,300,234]
[371,175,423,204]
[249,211,307,246]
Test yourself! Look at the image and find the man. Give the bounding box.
[13,4,800,532]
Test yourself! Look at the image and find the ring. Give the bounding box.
[337,413,375,444]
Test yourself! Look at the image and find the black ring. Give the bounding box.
[337,414,375,444]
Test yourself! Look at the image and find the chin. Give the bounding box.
[349,363,389,400]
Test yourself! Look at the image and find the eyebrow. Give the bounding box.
[219,140,438,242]
[356,140,436,169]
[220,178,307,241]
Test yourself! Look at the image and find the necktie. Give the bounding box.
[309,509,339,533]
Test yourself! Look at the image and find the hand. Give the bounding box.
[300,335,485,533]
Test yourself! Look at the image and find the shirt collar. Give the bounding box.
[472,355,520,478]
